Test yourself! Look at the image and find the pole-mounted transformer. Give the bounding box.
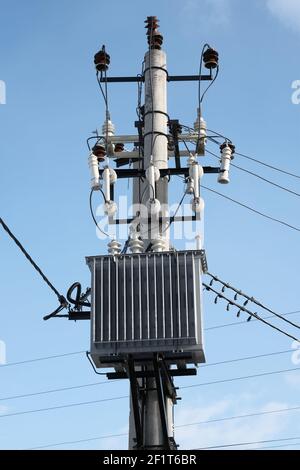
[85,16,231,450]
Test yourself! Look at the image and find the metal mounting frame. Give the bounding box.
[98,74,213,83]
[110,354,179,450]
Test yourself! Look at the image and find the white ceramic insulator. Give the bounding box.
[107,239,121,256]
[194,110,207,156]
[129,236,144,254]
[102,119,115,137]
[151,236,166,252]
[88,152,100,190]
[102,167,111,201]
[218,145,232,184]
[189,163,203,198]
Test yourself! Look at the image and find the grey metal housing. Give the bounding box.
[86,250,205,368]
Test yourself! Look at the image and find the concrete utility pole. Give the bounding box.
[129,17,173,449]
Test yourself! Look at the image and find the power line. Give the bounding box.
[204,127,300,179]
[255,441,300,450]
[201,184,300,233]
[235,150,300,180]
[0,217,67,310]
[0,380,111,402]
[0,350,85,368]
[1,313,299,368]
[206,148,300,198]
[201,348,292,368]
[27,406,300,449]
[0,364,299,407]
[89,188,111,238]
[203,282,300,342]
[0,396,128,419]
[181,365,300,391]
[205,310,300,331]
[178,406,300,428]
[206,272,300,331]
[196,435,300,450]
[29,432,128,450]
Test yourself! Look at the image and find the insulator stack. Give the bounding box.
[220,142,235,158]
[102,119,115,137]
[94,46,110,72]
[92,143,106,162]
[151,236,166,252]
[129,236,144,254]
[203,48,219,69]
[194,109,207,156]
[145,16,163,49]
[107,239,121,256]
[218,142,235,184]
[88,151,100,189]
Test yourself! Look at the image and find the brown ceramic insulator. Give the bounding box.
[203,48,219,69]
[94,47,110,72]
[92,144,106,162]
[145,16,163,49]
[114,143,125,153]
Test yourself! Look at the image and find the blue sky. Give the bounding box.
[1,0,300,450]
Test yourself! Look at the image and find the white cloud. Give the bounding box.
[284,371,300,389]
[175,395,291,449]
[266,0,300,33]
[0,405,9,415]
[181,0,232,31]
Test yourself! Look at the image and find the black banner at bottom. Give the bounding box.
[0,450,298,465]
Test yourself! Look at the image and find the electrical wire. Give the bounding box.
[0,217,68,318]
[0,345,295,373]
[1,363,299,403]
[89,188,111,238]
[206,148,300,198]
[200,348,293,368]
[206,126,300,179]
[0,396,128,419]
[26,406,300,449]
[255,441,300,450]
[1,309,299,369]
[197,43,210,114]
[206,272,300,331]
[203,282,300,342]
[200,65,219,105]
[181,366,300,390]
[201,184,300,233]
[236,150,300,180]
[232,161,300,197]
[187,123,300,180]
[206,310,300,331]
[0,350,85,368]
[0,380,109,401]
[196,436,300,450]
[160,188,188,235]
[29,433,128,450]
[86,351,107,376]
